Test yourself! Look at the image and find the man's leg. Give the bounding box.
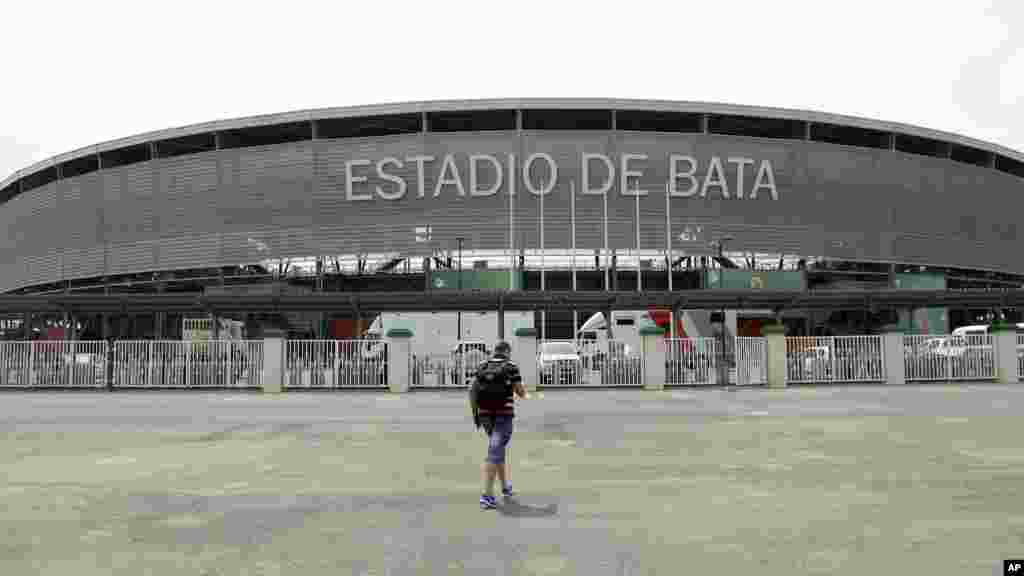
[496,463,507,489]
[481,462,498,496]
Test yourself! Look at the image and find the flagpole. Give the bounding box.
[540,175,545,342]
[571,180,578,340]
[666,181,674,339]
[603,179,609,292]
[509,156,515,291]
[635,179,641,292]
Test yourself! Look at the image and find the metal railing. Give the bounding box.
[735,337,768,386]
[786,336,884,384]
[112,340,264,388]
[666,338,719,386]
[904,334,995,382]
[0,340,108,388]
[285,340,387,388]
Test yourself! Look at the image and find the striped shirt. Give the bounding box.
[475,355,521,417]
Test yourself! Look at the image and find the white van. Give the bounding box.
[951,325,990,337]
[951,323,1024,338]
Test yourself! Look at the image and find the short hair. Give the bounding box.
[495,340,511,354]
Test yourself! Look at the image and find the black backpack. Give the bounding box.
[474,359,509,404]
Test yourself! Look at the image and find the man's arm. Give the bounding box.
[513,381,528,399]
[507,362,528,399]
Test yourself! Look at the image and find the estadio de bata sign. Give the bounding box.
[343,152,779,202]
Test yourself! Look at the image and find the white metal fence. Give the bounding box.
[786,336,884,384]
[904,334,996,382]
[286,340,387,388]
[0,341,108,388]
[666,338,719,386]
[538,339,643,387]
[112,341,264,388]
[735,337,768,386]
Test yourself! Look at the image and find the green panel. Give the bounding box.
[704,270,806,291]
[638,319,665,335]
[431,270,523,290]
[893,273,946,290]
[893,273,948,334]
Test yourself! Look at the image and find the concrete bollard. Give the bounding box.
[762,324,787,388]
[385,327,413,393]
[882,326,906,385]
[513,326,538,392]
[639,320,666,391]
[262,328,286,394]
[991,323,1018,385]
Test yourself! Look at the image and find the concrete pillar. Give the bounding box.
[262,328,285,394]
[882,325,906,385]
[763,324,787,388]
[991,324,1018,384]
[512,326,538,391]
[640,321,666,390]
[385,327,413,393]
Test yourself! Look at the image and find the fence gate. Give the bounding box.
[112,340,263,388]
[0,341,108,388]
[904,334,995,382]
[786,336,884,384]
[286,340,388,388]
[734,337,768,386]
[665,338,719,386]
[410,341,489,389]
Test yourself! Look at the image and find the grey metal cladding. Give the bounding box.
[2,129,1024,293]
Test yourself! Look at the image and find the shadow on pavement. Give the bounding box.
[498,497,558,518]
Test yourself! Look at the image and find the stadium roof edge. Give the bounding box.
[3,97,1024,189]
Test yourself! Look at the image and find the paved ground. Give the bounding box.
[2,384,1023,575]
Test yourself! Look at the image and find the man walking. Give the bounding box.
[470,340,528,510]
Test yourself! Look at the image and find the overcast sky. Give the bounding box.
[1,0,1021,181]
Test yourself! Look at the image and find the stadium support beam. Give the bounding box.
[4,289,1024,316]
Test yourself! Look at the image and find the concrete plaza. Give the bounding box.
[1,384,1022,575]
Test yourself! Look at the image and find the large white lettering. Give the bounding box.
[620,154,648,196]
[523,152,557,196]
[433,154,466,197]
[700,157,729,199]
[406,155,434,198]
[582,153,614,196]
[727,157,754,200]
[669,155,698,197]
[469,154,502,197]
[339,152,780,202]
[345,159,372,201]
[375,157,406,200]
[751,160,778,200]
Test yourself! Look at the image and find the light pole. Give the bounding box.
[457,237,464,343]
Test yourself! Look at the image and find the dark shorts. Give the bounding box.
[483,414,514,464]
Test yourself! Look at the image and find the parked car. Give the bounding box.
[538,341,582,385]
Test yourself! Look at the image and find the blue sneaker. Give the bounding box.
[502,484,514,498]
[480,494,497,510]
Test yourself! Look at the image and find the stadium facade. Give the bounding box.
[2,98,1023,340]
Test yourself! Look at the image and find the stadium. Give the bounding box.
[2,98,1024,343]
